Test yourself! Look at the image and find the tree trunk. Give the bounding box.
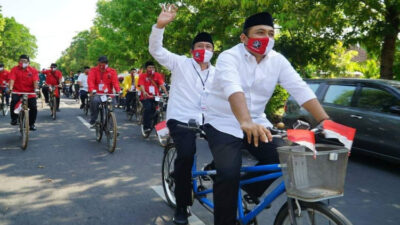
[380,4,399,80]
[380,33,397,80]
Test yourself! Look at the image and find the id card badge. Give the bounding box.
[130,85,136,92]
[149,85,155,95]
[100,95,107,102]
[98,83,104,91]
[138,91,141,96]
[200,91,208,111]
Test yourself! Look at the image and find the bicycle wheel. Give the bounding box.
[135,101,143,124]
[52,96,57,120]
[126,110,134,121]
[162,145,177,208]
[95,109,104,142]
[20,110,29,150]
[274,200,352,225]
[106,112,117,153]
[0,103,5,116]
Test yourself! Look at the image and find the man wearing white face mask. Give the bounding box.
[149,3,215,225]
[203,12,329,225]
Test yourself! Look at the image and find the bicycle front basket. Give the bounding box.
[278,144,349,202]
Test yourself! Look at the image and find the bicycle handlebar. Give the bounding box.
[12,92,37,95]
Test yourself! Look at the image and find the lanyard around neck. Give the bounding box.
[192,63,209,90]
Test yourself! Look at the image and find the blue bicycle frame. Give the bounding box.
[191,155,286,225]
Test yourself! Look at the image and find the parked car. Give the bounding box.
[283,78,400,162]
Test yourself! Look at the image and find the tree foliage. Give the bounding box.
[0,15,38,69]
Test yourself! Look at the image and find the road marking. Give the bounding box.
[77,116,94,130]
[151,185,206,225]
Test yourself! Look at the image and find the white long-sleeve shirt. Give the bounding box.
[205,43,316,138]
[149,25,215,124]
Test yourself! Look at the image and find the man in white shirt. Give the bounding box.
[204,12,330,225]
[77,66,89,109]
[149,4,215,225]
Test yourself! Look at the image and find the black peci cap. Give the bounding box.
[243,12,274,32]
[19,54,30,62]
[144,61,155,68]
[192,32,213,49]
[50,63,57,68]
[98,56,108,63]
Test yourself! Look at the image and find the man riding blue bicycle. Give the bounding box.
[149,3,215,224]
[203,12,330,225]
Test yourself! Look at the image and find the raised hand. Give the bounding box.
[156,3,178,29]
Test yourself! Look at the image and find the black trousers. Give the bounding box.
[125,92,136,111]
[203,124,284,225]
[141,99,156,130]
[10,95,37,126]
[80,90,88,106]
[1,88,10,105]
[42,86,49,102]
[167,119,197,207]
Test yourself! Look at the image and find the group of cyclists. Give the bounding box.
[0,6,338,225]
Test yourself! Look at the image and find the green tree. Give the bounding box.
[0,17,38,69]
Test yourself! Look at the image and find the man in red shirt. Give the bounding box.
[0,63,11,106]
[8,55,39,130]
[42,63,63,111]
[87,56,121,125]
[138,61,168,133]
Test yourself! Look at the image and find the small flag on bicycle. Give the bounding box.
[14,100,22,114]
[287,129,316,158]
[323,120,356,151]
[155,121,169,137]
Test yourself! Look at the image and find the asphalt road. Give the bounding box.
[0,97,399,225]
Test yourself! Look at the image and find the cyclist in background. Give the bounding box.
[8,55,39,130]
[138,61,168,134]
[78,66,89,109]
[122,68,139,113]
[203,12,330,225]
[87,56,121,126]
[42,63,63,111]
[0,63,10,106]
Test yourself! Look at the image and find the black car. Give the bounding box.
[283,78,400,162]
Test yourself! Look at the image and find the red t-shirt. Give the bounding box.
[138,72,164,100]
[9,65,39,98]
[0,70,10,88]
[87,66,121,94]
[44,69,63,86]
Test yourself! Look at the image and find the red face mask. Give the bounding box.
[246,37,274,55]
[192,49,213,63]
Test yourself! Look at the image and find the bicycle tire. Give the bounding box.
[20,110,29,150]
[136,102,143,124]
[96,109,104,142]
[1,103,5,116]
[274,200,352,225]
[52,96,57,120]
[106,112,117,153]
[161,145,177,208]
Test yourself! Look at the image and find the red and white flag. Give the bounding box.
[287,129,316,157]
[155,121,169,137]
[323,120,356,151]
[14,100,22,114]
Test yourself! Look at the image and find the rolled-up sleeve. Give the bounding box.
[149,25,182,71]
[215,52,243,99]
[278,56,316,106]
